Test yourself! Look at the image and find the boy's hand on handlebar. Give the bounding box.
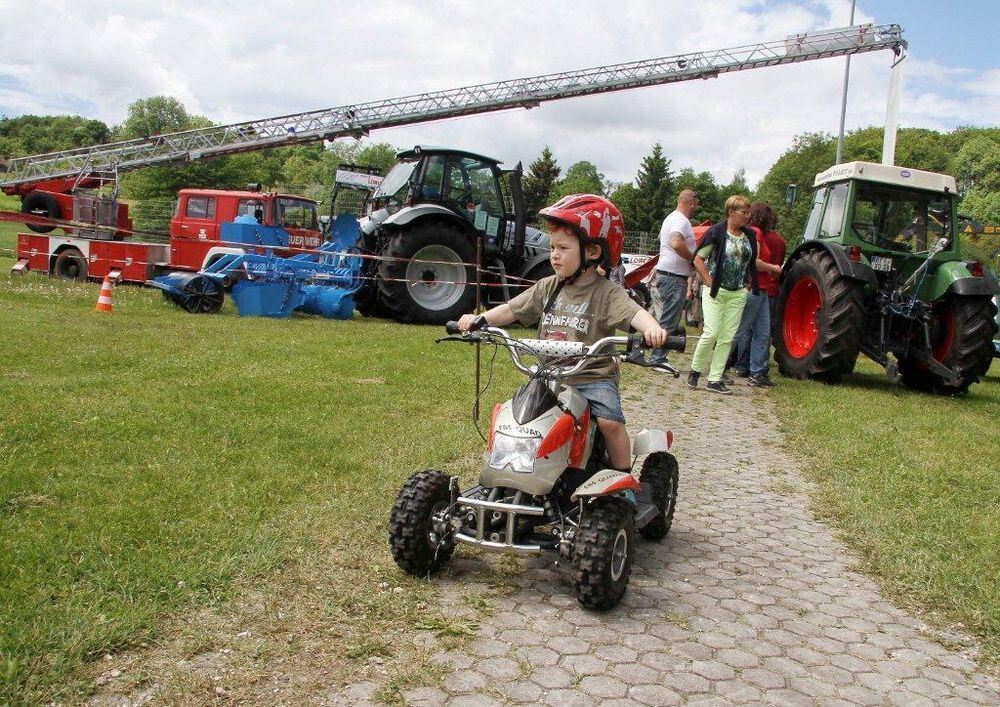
[456,314,483,332]
[643,326,668,349]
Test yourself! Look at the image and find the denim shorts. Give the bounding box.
[572,379,626,424]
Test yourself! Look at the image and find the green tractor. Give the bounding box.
[774,162,999,394]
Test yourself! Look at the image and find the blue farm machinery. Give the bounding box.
[150,213,363,319]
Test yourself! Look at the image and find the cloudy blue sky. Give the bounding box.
[0,0,996,187]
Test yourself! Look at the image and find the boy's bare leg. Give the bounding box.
[597,417,632,470]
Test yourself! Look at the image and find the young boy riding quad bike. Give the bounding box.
[389,195,687,609]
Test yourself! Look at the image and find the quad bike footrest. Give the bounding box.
[454,495,546,554]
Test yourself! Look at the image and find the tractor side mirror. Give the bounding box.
[784,184,798,208]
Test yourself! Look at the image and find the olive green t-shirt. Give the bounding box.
[507,275,641,385]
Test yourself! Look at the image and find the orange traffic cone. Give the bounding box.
[95,276,114,313]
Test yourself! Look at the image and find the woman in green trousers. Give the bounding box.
[687,195,759,394]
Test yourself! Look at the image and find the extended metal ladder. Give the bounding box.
[1,24,904,193]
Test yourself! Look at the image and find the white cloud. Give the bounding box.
[0,0,992,189]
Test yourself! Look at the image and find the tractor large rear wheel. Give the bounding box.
[898,296,997,395]
[774,249,864,382]
[377,223,476,324]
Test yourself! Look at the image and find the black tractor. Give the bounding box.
[355,146,552,324]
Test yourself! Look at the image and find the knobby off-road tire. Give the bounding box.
[377,223,476,324]
[573,498,635,610]
[389,469,455,575]
[898,296,998,395]
[774,249,864,382]
[638,452,679,540]
[23,191,60,234]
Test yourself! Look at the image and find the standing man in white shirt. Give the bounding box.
[649,189,698,367]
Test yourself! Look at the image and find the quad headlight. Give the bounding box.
[488,433,540,473]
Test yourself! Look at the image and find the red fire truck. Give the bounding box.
[11,188,323,284]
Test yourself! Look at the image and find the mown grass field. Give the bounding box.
[1,193,998,701]
[772,356,1000,666]
[0,202,522,702]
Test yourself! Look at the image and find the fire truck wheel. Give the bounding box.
[53,248,88,281]
[23,192,60,234]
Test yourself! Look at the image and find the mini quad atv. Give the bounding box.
[389,320,686,610]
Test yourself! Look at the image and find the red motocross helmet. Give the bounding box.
[538,194,625,269]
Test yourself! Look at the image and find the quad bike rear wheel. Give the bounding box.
[389,469,455,575]
[378,223,476,324]
[637,452,679,541]
[898,295,997,395]
[774,249,864,382]
[573,498,635,610]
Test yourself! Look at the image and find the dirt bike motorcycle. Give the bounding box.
[389,319,686,610]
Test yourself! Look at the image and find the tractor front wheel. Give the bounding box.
[377,223,476,324]
[774,249,864,382]
[389,470,456,575]
[898,296,997,394]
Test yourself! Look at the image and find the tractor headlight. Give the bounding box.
[488,433,539,473]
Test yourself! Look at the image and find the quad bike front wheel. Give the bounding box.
[774,249,864,382]
[638,452,679,541]
[898,295,997,395]
[389,470,455,575]
[573,498,635,610]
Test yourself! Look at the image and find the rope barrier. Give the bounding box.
[0,209,543,285]
[0,244,542,290]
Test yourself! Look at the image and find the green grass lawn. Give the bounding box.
[772,357,1000,666]
[0,225,520,701]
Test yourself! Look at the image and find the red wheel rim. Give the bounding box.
[783,277,822,358]
[930,303,955,363]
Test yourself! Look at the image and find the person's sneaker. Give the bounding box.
[705,381,733,395]
[687,371,700,389]
[748,373,775,388]
[732,368,750,378]
[721,372,736,385]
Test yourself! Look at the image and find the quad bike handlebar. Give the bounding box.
[442,321,685,379]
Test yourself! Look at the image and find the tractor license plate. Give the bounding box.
[870,256,893,272]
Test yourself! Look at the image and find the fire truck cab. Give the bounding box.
[169,188,323,271]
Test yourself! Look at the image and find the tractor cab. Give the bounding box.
[370,146,518,258]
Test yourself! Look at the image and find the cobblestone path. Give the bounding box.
[338,367,1000,706]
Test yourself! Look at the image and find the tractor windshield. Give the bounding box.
[851,182,951,254]
[372,160,417,205]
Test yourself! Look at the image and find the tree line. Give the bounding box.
[2,95,998,264]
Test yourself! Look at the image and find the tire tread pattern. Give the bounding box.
[389,469,455,575]
[899,296,998,394]
[637,452,679,540]
[776,249,864,381]
[573,498,634,610]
